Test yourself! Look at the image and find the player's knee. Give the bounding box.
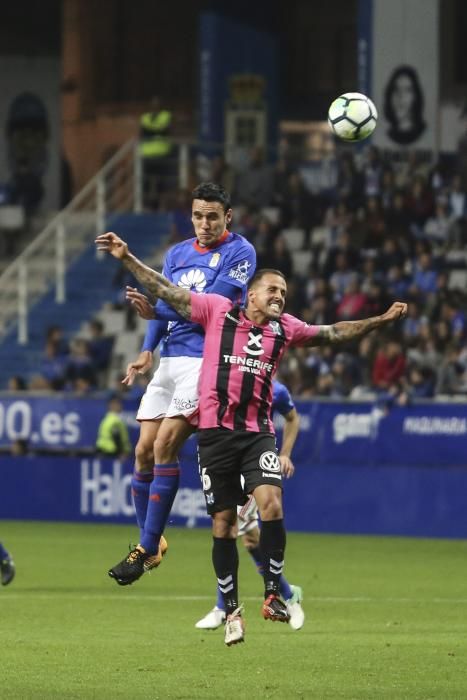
[212,511,237,539]
[134,440,154,471]
[258,494,283,521]
[242,529,259,550]
[154,431,182,462]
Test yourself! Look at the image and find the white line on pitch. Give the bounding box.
[3,594,467,604]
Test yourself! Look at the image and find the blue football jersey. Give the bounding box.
[160,231,256,357]
[272,380,295,417]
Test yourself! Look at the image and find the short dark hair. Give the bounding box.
[191,182,231,212]
[248,269,286,290]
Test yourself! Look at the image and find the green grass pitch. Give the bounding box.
[1,521,467,699]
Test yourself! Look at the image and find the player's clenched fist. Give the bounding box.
[380,302,408,323]
[95,232,129,259]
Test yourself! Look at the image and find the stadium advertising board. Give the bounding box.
[0,395,466,467]
[1,396,466,537]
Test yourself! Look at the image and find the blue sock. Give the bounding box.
[248,544,292,600]
[216,586,225,610]
[131,470,152,541]
[0,542,9,560]
[279,575,293,601]
[140,463,180,554]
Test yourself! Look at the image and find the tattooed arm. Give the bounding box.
[309,302,407,346]
[95,232,192,320]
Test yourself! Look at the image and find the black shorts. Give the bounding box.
[197,428,282,515]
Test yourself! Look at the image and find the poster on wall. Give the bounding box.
[359,0,439,151]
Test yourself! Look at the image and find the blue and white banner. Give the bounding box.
[0,394,466,469]
[1,453,466,538]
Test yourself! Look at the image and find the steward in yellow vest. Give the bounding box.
[96,397,132,458]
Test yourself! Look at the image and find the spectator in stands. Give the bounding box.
[66,338,97,391]
[7,375,27,391]
[46,325,69,356]
[235,146,275,209]
[36,337,69,390]
[329,253,358,302]
[257,235,293,280]
[96,395,132,459]
[336,151,363,209]
[380,169,396,212]
[405,176,434,233]
[423,200,451,248]
[277,170,315,231]
[435,343,467,396]
[385,190,412,241]
[168,189,193,242]
[410,251,438,298]
[440,301,466,341]
[88,319,114,374]
[362,196,386,250]
[400,365,436,401]
[386,264,410,300]
[402,301,424,341]
[139,96,173,209]
[372,339,406,391]
[335,279,368,321]
[322,230,360,278]
[210,155,236,195]
[446,174,467,248]
[362,146,383,198]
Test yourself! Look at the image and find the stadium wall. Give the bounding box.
[1,395,466,538]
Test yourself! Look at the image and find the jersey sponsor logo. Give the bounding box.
[228,259,251,283]
[242,330,264,356]
[177,269,207,292]
[209,252,221,268]
[259,451,281,473]
[222,354,274,375]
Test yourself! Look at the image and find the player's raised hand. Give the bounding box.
[380,302,408,324]
[95,232,129,259]
[126,286,156,320]
[121,350,153,386]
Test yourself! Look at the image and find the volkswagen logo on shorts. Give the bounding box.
[259,451,281,473]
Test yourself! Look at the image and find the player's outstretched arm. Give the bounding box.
[95,232,192,320]
[312,302,407,346]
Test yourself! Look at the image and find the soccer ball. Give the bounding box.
[327,92,378,142]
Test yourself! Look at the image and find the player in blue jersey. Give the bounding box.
[0,542,15,586]
[195,379,305,631]
[108,182,256,585]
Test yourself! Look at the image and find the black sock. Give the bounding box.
[212,537,239,614]
[260,519,286,598]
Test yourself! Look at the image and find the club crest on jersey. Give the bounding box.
[243,330,264,356]
[228,260,251,283]
[269,321,282,335]
[177,269,206,292]
[209,252,221,268]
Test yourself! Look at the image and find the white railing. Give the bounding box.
[0,139,193,345]
[0,138,144,345]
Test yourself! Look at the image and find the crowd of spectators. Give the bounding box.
[6,142,467,404]
[196,142,467,403]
